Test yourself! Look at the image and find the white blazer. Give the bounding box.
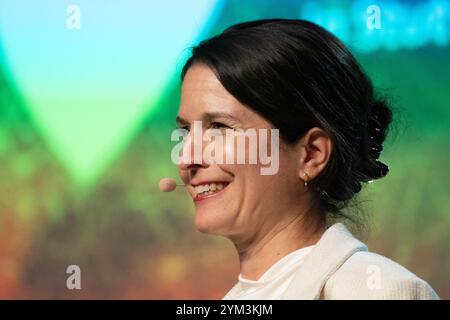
[278,223,439,299]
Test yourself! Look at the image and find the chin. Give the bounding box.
[194,209,228,235]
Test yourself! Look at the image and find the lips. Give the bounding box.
[191,181,230,202]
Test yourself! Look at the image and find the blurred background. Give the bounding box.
[0,0,448,299]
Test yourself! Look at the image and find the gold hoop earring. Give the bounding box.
[303,172,309,187]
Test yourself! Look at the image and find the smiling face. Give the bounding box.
[177,63,312,242]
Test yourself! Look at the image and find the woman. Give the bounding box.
[176,19,439,299]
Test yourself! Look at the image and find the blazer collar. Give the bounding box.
[281,222,368,299]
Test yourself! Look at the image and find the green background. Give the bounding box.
[0,0,448,298]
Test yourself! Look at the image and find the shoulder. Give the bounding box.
[322,251,439,299]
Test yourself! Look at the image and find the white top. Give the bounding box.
[223,245,315,300]
[222,223,439,300]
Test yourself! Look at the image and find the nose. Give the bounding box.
[178,130,208,171]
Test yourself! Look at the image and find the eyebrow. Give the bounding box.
[176,112,241,126]
[175,115,189,126]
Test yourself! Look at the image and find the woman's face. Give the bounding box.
[177,64,307,242]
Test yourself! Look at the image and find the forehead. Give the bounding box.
[180,64,243,114]
[178,64,275,130]
[181,64,225,97]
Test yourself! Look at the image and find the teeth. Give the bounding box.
[194,183,227,196]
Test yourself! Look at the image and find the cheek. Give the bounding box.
[221,132,263,166]
[219,130,281,183]
[219,135,262,177]
[223,135,235,163]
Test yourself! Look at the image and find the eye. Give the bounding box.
[210,122,230,129]
[176,125,190,132]
[174,125,190,140]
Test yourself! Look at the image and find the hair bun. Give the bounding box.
[364,99,393,180]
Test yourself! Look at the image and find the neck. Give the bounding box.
[233,207,326,281]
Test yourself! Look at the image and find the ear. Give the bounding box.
[296,127,333,183]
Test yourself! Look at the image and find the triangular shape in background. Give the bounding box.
[0,0,224,185]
